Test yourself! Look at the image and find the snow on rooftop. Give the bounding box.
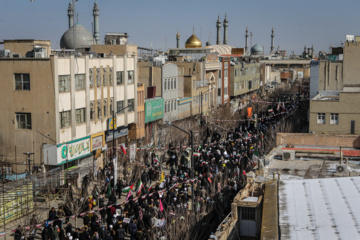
[279,177,360,240]
[242,196,259,202]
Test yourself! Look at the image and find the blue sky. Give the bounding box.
[1,0,359,54]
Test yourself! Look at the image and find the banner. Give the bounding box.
[247,107,252,118]
[130,143,136,163]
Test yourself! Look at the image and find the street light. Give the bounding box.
[164,121,195,209]
[109,104,133,188]
[23,152,34,177]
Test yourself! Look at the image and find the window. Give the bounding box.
[103,70,108,86]
[164,79,167,90]
[103,102,107,117]
[110,98,114,115]
[174,100,176,110]
[171,79,173,89]
[218,88,221,97]
[76,108,85,124]
[15,73,30,90]
[330,113,338,124]
[116,71,124,85]
[128,71,134,84]
[60,111,71,128]
[97,103,101,119]
[75,74,85,90]
[317,113,325,124]
[59,75,70,92]
[16,113,31,129]
[219,70,222,79]
[117,101,124,113]
[90,101,94,120]
[167,101,170,112]
[165,101,168,113]
[170,100,173,112]
[248,80,252,90]
[96,68,101,87]
[128,99,135,112]
[109,68,113,86]
[241,207,255,220]
[174,78,177,89]
[89,69,94,87]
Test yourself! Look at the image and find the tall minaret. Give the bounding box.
[67,2,74,29]
[270,27,275,54]
[245,27,249,55]
[223,14,229,45]
[216,15,221,45]
[93,2,100,44]
[176,32,180,48]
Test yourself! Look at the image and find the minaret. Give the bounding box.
[245,27,249,55]
[216,15,221,45]
[93,2,100,44]
[270,27,275,54]
[176,32,180,48]
[223,14,229,45]
[67,2,74,29]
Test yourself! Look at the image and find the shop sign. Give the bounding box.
[106,126,129,142]
[57,136,91,165]
[145,98,164,123]
[91,132,105,151]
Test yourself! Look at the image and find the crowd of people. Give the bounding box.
[13,93,307,240]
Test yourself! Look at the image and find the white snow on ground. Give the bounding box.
[279,177,360,240]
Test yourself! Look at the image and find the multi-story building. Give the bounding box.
[309,36,360,134]
[0,40,137,173]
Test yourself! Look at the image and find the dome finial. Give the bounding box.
[193,26,195,34]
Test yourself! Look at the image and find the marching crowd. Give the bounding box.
[13,94,306,240]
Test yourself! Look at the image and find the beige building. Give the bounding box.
[310,39,360,134]
[0,40,137,173]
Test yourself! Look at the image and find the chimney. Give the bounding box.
[245,27,249,55]
[223,14,229,45]
[67,2,74,29]
[93,2,100,44]
[216,15,221,45]
[270,27,275,54]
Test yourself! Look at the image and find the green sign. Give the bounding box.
[145,98,164,123]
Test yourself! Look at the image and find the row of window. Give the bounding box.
[317,113,338,124]
[165,100,177,113]
[59,70,134,93]
[234,67,259,77]
[164,78,177,91]
[192,94,208,104]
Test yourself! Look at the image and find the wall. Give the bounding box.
[276,133,360,148]
[0,58,56,172]
[91,44,137,56]
[318,60,343,91]
[231,62,261,97]
[309,92,360,134]
[343,42,360,86]
[4,39,51,58]
[162,63,179,122]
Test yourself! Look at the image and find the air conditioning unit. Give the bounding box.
[0,49,10,57]
[336,164,349,173]
[35,52,46,58]
[282,150,295,161]
[10,53,21,58]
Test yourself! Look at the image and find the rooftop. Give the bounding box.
[279,177,360,240]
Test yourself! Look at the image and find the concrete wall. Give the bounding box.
[318,61,343,91]
[309,92,360,134]
[0,58,56,171]
[343,42,360,85]
[276,133,360,148]
[91,44,137,56]
[230,62,261,97]
[4,39,51,58]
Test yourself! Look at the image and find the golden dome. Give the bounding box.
[185,33,202,48]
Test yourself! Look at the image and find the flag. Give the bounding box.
[148,185,152,192]
[207,177,212,184]
[159,199,164,212]
[277,100,281,111]
[122,184,134,193]
[126,190,132,201]
[196,202,200,212]
[135,180,144,196]
[107,183,111,197]
[247,107,252,118]
[159,171,165,183]
[0,232,6,236]
[139,208,143,220]
[120,143,127,154]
